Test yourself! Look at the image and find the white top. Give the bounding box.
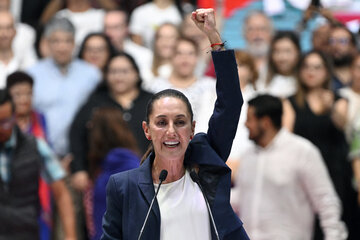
[56,8,105,53]
[0,55,34,89]
[256,74,297,99]
[195,84,257,159]
[13,22,38,69]
[129,2,182,49]
[123,39,153,83]
[231,129,347,240]
[155,170,211,240]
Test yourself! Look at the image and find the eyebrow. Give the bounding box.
[155,114,187,118]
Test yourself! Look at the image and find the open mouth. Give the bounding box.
[163,141,180,148]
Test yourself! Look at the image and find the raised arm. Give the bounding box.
[192,9,243,161]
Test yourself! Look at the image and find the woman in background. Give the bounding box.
[84,107,140,240]
[259,31,301,98]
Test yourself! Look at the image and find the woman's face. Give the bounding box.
[300,53,328,89]
[83,36,110,70]
[155,25,179,60]
[272,38,299,75]
[106,56,139,95]
[9,82,32,116]
[172,40,198,78]
[143,97,195,161]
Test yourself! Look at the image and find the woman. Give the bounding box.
[84,107,140,240]
[70,51,153,192]
[146,36,216,122]
[283,50,358,239]
[142,22,180,86]
[259,31,301,98]
[101,9,249,240]
[78,32,117,74]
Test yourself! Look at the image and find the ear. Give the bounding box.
[142,121,151,140]
[191,120,196,139]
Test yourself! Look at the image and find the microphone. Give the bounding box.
[138,169,168,240]
[190,170,220,240]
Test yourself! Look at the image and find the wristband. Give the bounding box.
[210,42,225,48]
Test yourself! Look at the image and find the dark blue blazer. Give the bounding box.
[101,50,249,240]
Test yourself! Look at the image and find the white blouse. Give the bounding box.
[155,169,211,240]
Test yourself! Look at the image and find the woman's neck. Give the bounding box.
[154,0,173,9]
[67,0,91,12]
[111,88,139,109]
[152,156,185,184]
[169,72,196,88]
[16,114,31,132]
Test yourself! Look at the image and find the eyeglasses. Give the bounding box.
[301,64,325,72]
[0,117,15,130]
[329,37,350,45]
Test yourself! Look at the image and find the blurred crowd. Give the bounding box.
[0,0,360,239]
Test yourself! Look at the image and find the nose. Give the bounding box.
[166,122,176,136]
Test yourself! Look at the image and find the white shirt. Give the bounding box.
[129,2,182,48]
[0,55,34,89]
[155,170,211,240]
[257,74,297,99]
[56,8,105,53]
[231,129,347,240]
[123,39,153,83]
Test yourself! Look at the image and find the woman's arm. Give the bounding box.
[192,9,243,161]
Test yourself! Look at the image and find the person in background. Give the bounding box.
[0,89,76,240]
[283,50,360,239]
[243,11,273,75]
[129,0,183,48]
[70,52,152,193]
[54,0,105,52]
[5,71,76,240]
[78,32,117,75]
[231,94,347,240]
[104,9,153,82]
[329,24,358,90]
[27,17,101,160]
[0,10,37,89]
[259,31,301,98]
[84,107,140,240]
[145,36,216,123]
[145,22,180,85]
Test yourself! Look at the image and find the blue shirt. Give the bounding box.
[27,58,101,156]
[0,129,65,184]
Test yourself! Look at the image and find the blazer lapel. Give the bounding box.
[138,154,161,222]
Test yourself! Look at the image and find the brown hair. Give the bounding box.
[295,50,333,108]
[266,31,301,86]
[234,50,258,89]
[88,107,139,179]
[151,23,180,77]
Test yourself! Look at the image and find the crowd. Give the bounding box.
[0,0,359,240]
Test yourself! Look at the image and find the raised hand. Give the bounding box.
[191,8,222,46]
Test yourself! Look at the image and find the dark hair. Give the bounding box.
[78,32,117,64]
[248,94,283,129]
[295,50,333,108]
[266,31,301,86]
[88,107,139,179]
[0,89,14,113]
[6,71,34,90]
[98,51,143,91]
[141,89,193,163]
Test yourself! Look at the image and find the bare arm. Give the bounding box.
[282,99,295,132]
[331,98,348,130]
[51,179,77,240]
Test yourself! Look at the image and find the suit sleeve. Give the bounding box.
[101,176,123,240]
[207,50,243,161]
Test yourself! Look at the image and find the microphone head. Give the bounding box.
[159,169,168,182]
[190,170,199,183]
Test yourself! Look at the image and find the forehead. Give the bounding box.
[305,53,323,64]
[331,28,351,38]
[9,82,32,91]
[49,30,74,39]
[151,97,190,118]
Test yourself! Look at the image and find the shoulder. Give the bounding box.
[281,129,319,154]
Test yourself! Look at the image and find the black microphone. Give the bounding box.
[138,169,168,240]
[190,170,220,240]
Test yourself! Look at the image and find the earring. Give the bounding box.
[147,136,151,140]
